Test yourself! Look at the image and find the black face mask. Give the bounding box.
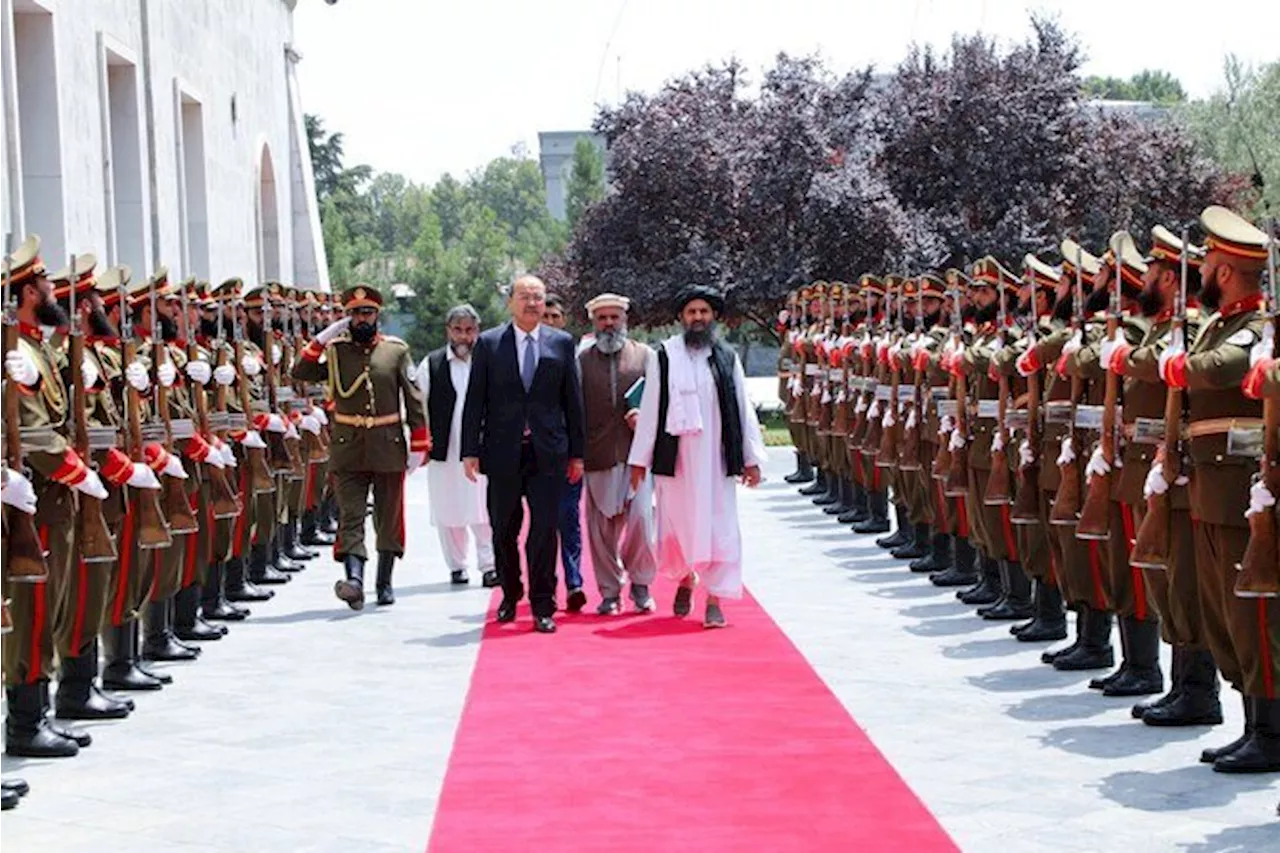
[89,307,117,338]
[350,320,377,344]
[682,320,715,349]
[973,301,999,325]
[36,299,68,328]
[200,318,220,338]
[158,313,178,342]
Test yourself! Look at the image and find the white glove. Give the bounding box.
[867,400,881,420]
[162,452,188,480]
[1,467,38,514]
[157,360,177,388]
[1019,440,1035,468]
[220,442,238,467]
[1158,326,1186,378]
[948,428,965,451]
[125,361,151,392]
[265,413,287,434]
[284,422,299,441]
[241,354,262,377]
[1057,436,1076,466]
[821,386,832,404]
[1246,480,1276,518]
[834,389,846,404]
[312,407,328,427]
[1062,329,1084,357]
[906,408,918,430]
[407,450,426,473]
[300,414,322,435]
[939,415,955,436]
[241,430,267,450]
[1251,323,1275,368]
[882,407,895,428]
[73,469,109,500]
[315,317,351,346]
[854,396,868,415]
[126,463,162,490]
[81,355,101,390]
[990,335,1005,354]
[4,350,39,387]
[1085,445,1111,481]
[992,430,1005,453]
[213,364,237,386]
[186,360,212,385]
[1100,328,1125,371]
[271,344,282,366]
[1143,461,1169,500]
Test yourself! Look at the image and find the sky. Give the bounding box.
[292,0,1279,187]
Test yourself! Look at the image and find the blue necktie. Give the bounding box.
[522,334,537,392]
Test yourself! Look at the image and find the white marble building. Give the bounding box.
[537,130,606,222]
[0,0,327,290]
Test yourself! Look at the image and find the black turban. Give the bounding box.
[673,284,726,316]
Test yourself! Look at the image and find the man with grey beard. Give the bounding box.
[577,293,658,614]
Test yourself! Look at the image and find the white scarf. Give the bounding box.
[663,335,705,436]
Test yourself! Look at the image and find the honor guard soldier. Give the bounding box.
[293,284,429,610]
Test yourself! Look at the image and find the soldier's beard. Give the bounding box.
[1052,294,1075,323]
[1084,287,1111,315]
[158,314,178,341]
[923,309,942,329]
[88,307,117,338]
[594,328,627,354]
[1138,285,1165,318]
[200,318,220,338]
[36,299,68,328]
[350,320,377,344]
[247,319,266,348]
[1200,279,1222,312]
[973,302,999,324]
[682,320,715,349]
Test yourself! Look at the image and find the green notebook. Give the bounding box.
[625,376,646,410]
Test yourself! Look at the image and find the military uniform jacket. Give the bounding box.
[13,324,78,526]
[293,332,427,473]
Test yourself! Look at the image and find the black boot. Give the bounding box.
[1043,608,1085,664]
[271,531,304,573]
[250,544,292,585]
[301,509,335,546]
[824,478,856,515]
[911,532,950,573]
[1144,648,1223,727]
[101,623,164,691]
[958,556,1002,605]
[876,504,911,547]
[1202,695,1254,763]
[785,451,815,484]
[981,561,1034,620]
[54,642,131,720]
[174,585,226,641]
[226,556,274,600]
[931,536,979,586]
[1103,616,1163,697]
[201,562,250,620]
[1214,697,1280,773]
[1013,581,1068,642]
[142,600,200,662]
[1134,645,1183,719]
[891,523,931,559]
[799,468,827,497]
[853,491,891,534]
[284,521,317,560]
[335,554,366,610]
[4,683,79,758]
[838,482,870,524]
[376,552,396,606]
[1053,607,1114,671]
[1089,612,1130,690]
[812,470,841,506]
[320,495,339,534]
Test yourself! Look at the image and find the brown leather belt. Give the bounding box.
[333,412,401,429]
[1186,417,1264,438]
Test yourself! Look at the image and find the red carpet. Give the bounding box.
[427,581,957,852]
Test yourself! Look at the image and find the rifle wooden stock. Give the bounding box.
[1010,353,1043,524]
[1050,443,1082,525]
[1236,391,1280,597]
[1074,461,1112,539]
[234,339,275,495]
[3,315,49,580]
[153,339,199,536]
[190,339,242,521]
[898,404,922,470]
[122,337,172,550]
[985,371,1013,506]
[943,365,969,497]
[1130,488,1172,570]
[69,332,117,562]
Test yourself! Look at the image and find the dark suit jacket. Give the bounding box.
[461,322,585,477]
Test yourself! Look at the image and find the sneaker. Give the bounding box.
[596,597,621,616]
[703,602,726,629]
[673,585,694,618]
[450,570,470,586]
[566,588,588,613]
[631,585,656,613]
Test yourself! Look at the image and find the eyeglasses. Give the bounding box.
[512,291,546,304]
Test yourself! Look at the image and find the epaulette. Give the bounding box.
[380,334,408,348]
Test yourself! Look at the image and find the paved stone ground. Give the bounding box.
[4,455,1278,851]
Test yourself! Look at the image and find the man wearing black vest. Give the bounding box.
[628,285,768,628]
[416,304,495,586]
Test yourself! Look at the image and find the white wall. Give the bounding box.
[1,0,326,289]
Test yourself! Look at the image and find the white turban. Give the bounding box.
[585,292,631,316]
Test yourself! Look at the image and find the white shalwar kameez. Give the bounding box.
[627,336,767,598]
[416,350,494,575]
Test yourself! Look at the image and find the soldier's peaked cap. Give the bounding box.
[971,256,1015,286]
[2,235,44,284]
[1200,205,1269,262]
[341,284,383,311]
[1148,225,1206,268]
[49,252,98,299]
[1059,239,1102,278]
[1023,255,1061,290]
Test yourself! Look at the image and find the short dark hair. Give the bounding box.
[544,294,564,311]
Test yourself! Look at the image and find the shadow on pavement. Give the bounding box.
[1004,692,1113,722]
[1040,722,1204,759]
[847,570,916,585]
[904,616,990,636]
[247,607,373,625]
[870,583,949,600]
[942,638,1030,660]
[1177,822,1280,852]
[901,601,970,618]
[967,666,1083,693]
[1096,765,1275,812]
[405,627,484,649]
[595,617,705,639]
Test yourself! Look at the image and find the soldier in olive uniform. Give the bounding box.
[779,290,814,484]
[293,284,429,610]
[1159,206,1279,773]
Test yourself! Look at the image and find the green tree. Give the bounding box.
[564,136,606,227]
[1082,69,1185,104]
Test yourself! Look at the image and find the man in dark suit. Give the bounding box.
[462,275,585,633]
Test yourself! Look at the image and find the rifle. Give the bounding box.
[1236,220,1280,597]
[151,276,199,535]
[67,253,117,561]
[850,281,874,453]
[877,278,906,467]
[234,295,275,495]
[262,292,294,476]
[1049,247,1088,526]
[120,277,172,549]
[297,299,330,464]
[1010,260,1043,524]
[944,273,970,498]
[276,294,306,480]
[864,283,890,457]
[2,235,49,581]
[933,272,962,483]
[1131,227,1191,569]
[985,266,1013,505]
[898,275,926,471]
[1076,237,1126,539]
[183,284,240,520]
